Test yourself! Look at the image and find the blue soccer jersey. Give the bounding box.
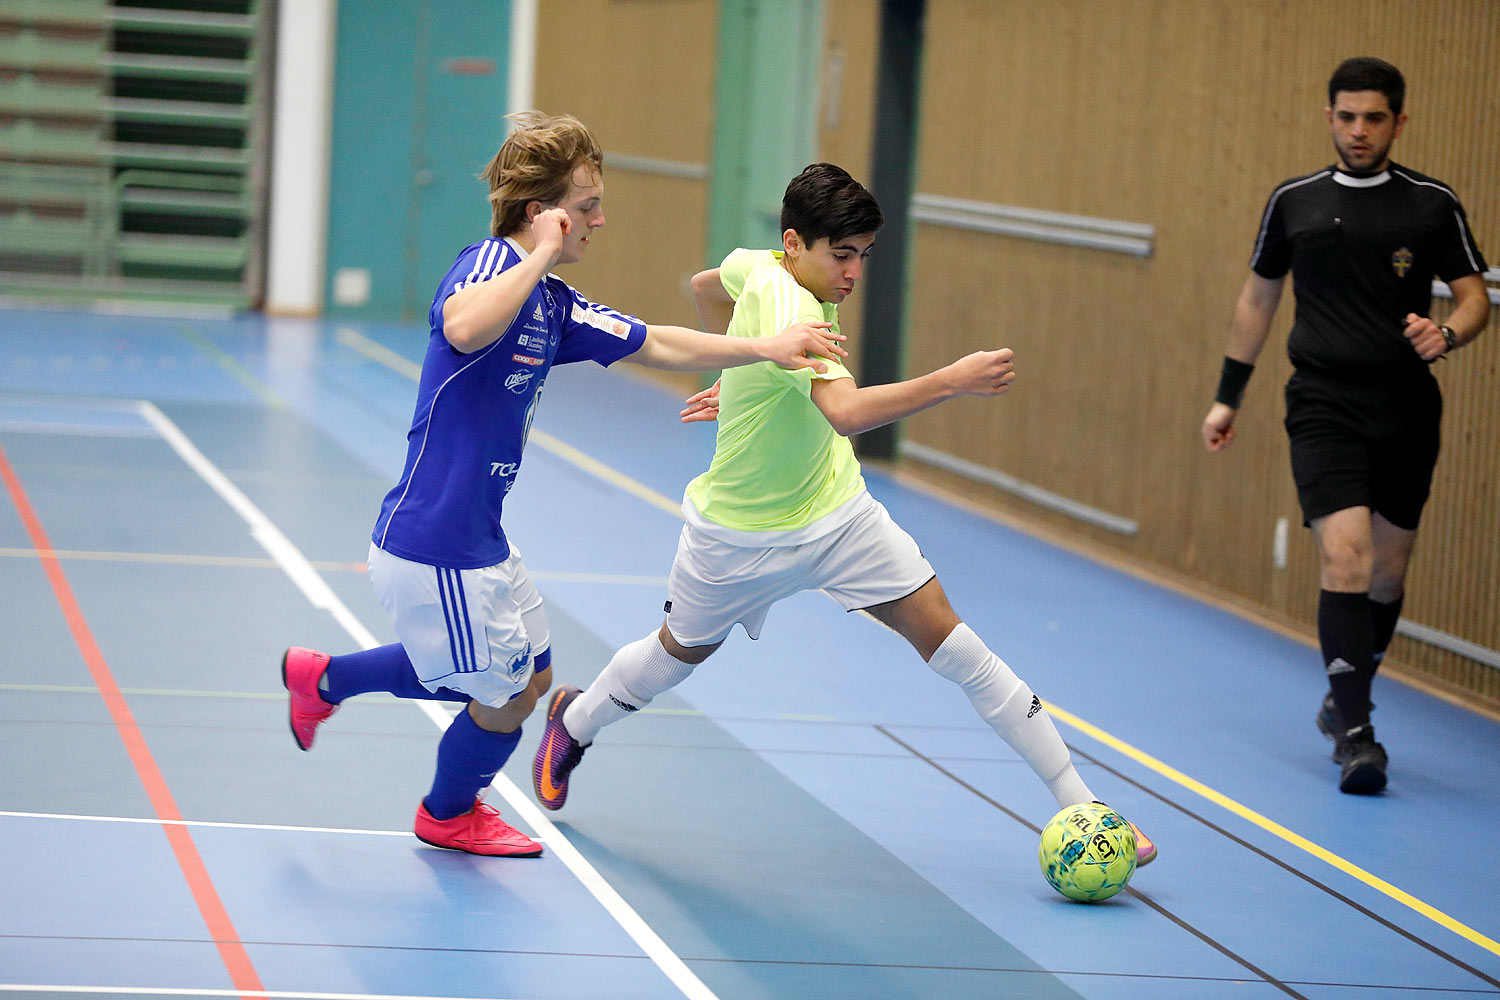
[372,237,647,568]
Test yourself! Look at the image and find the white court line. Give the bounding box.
[0,809,419,839]
[0,987,529,1000]
[133,399,720,1000]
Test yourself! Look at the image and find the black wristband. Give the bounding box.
[1215,357,1254,408]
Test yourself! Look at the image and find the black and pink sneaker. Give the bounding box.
[533,685,586,810]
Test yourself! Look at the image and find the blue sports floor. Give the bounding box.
[1,304,1497,1000]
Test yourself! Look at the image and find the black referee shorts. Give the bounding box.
[1283,369,1442,530]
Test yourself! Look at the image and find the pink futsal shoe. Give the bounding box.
[281,646,337,751]
[1129,821,1157,867]
[533,684,586,810]
[1094,801,1157,867]
[414,797,543,857]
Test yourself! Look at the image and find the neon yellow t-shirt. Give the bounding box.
[684,248,866,531]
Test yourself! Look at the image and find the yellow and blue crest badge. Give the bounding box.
[1391,246,1414,277]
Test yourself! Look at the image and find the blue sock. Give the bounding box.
[322,644,467,704]
[423,708,522,820]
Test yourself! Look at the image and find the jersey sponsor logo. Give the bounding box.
[505,369,536,393]
[572,303,632,339]
[533,302,545,323]
[490,461,520,477]
[1391,246,1413,277]
[512,353,544,365]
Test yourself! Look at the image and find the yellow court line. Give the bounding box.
[177,323,287,410]
[1046,701,1500,957]
[344,327,1500,959]
[529,428,684,518]
[336,329,684,518]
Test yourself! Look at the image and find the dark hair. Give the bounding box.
[1328,57,1405,115]
[780,163,883,246]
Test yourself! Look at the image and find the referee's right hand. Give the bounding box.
[1202,402,1237,452]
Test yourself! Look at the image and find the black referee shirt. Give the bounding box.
[1249,162,1487,378]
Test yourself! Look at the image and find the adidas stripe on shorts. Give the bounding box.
[368,541,549,707]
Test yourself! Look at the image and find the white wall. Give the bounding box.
[264,0,336,316]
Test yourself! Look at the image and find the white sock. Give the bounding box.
[928,623,1094,808]
[563,633,696,745]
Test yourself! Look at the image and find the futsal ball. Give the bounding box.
[1038,802,1138,902]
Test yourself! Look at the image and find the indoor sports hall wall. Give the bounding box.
[534,0,719,341]
[533,0,879,392]
[904,0,1500,706]
[529,1,1499,707]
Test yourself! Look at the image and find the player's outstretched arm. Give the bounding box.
[809,348,1015,438]
[1201,271,1283,452]
[626,321,846,373]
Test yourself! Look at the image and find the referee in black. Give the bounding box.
[1201,57,1490,795]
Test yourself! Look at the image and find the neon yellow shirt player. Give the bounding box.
[533,163,1156,870]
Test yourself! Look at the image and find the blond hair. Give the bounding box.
[480,111,604,238]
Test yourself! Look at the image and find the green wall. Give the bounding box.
[707,0,825,264]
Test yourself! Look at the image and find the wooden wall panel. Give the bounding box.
[910,0,1500,705]
[815,0,881,345]
[528,0,1500,705]
[535,0,717,335]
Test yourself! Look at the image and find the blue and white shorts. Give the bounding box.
[368,541,550,707]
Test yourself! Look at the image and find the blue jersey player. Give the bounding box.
[280,112,845,856]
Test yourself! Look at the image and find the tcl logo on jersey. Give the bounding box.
[512,353,544,365]
[505,370,536,393]
[490,461,520,477]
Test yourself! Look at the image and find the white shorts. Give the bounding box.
[664,499,934,646]
[368,542,550,707]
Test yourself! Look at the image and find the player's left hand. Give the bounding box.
[765,320,847,372]
[1402,312,1448,361]
[681,380,720,423]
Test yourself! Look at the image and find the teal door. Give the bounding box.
[324,0,511,322]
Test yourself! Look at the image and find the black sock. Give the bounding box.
[1368,594,1403,673]
[1318,590,1374,730]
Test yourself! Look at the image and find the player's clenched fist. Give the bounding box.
[949,348,1016,397]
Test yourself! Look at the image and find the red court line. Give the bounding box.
[0,442,265,996]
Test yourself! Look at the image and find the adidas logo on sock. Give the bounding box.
[1326,657,1356,675]
[608,695,640,713]
[1027,695,1042,719]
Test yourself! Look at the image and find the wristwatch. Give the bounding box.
[1440,325,1458,352]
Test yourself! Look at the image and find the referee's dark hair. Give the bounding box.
[781,163,884,246]
[1328,57,1406,115]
